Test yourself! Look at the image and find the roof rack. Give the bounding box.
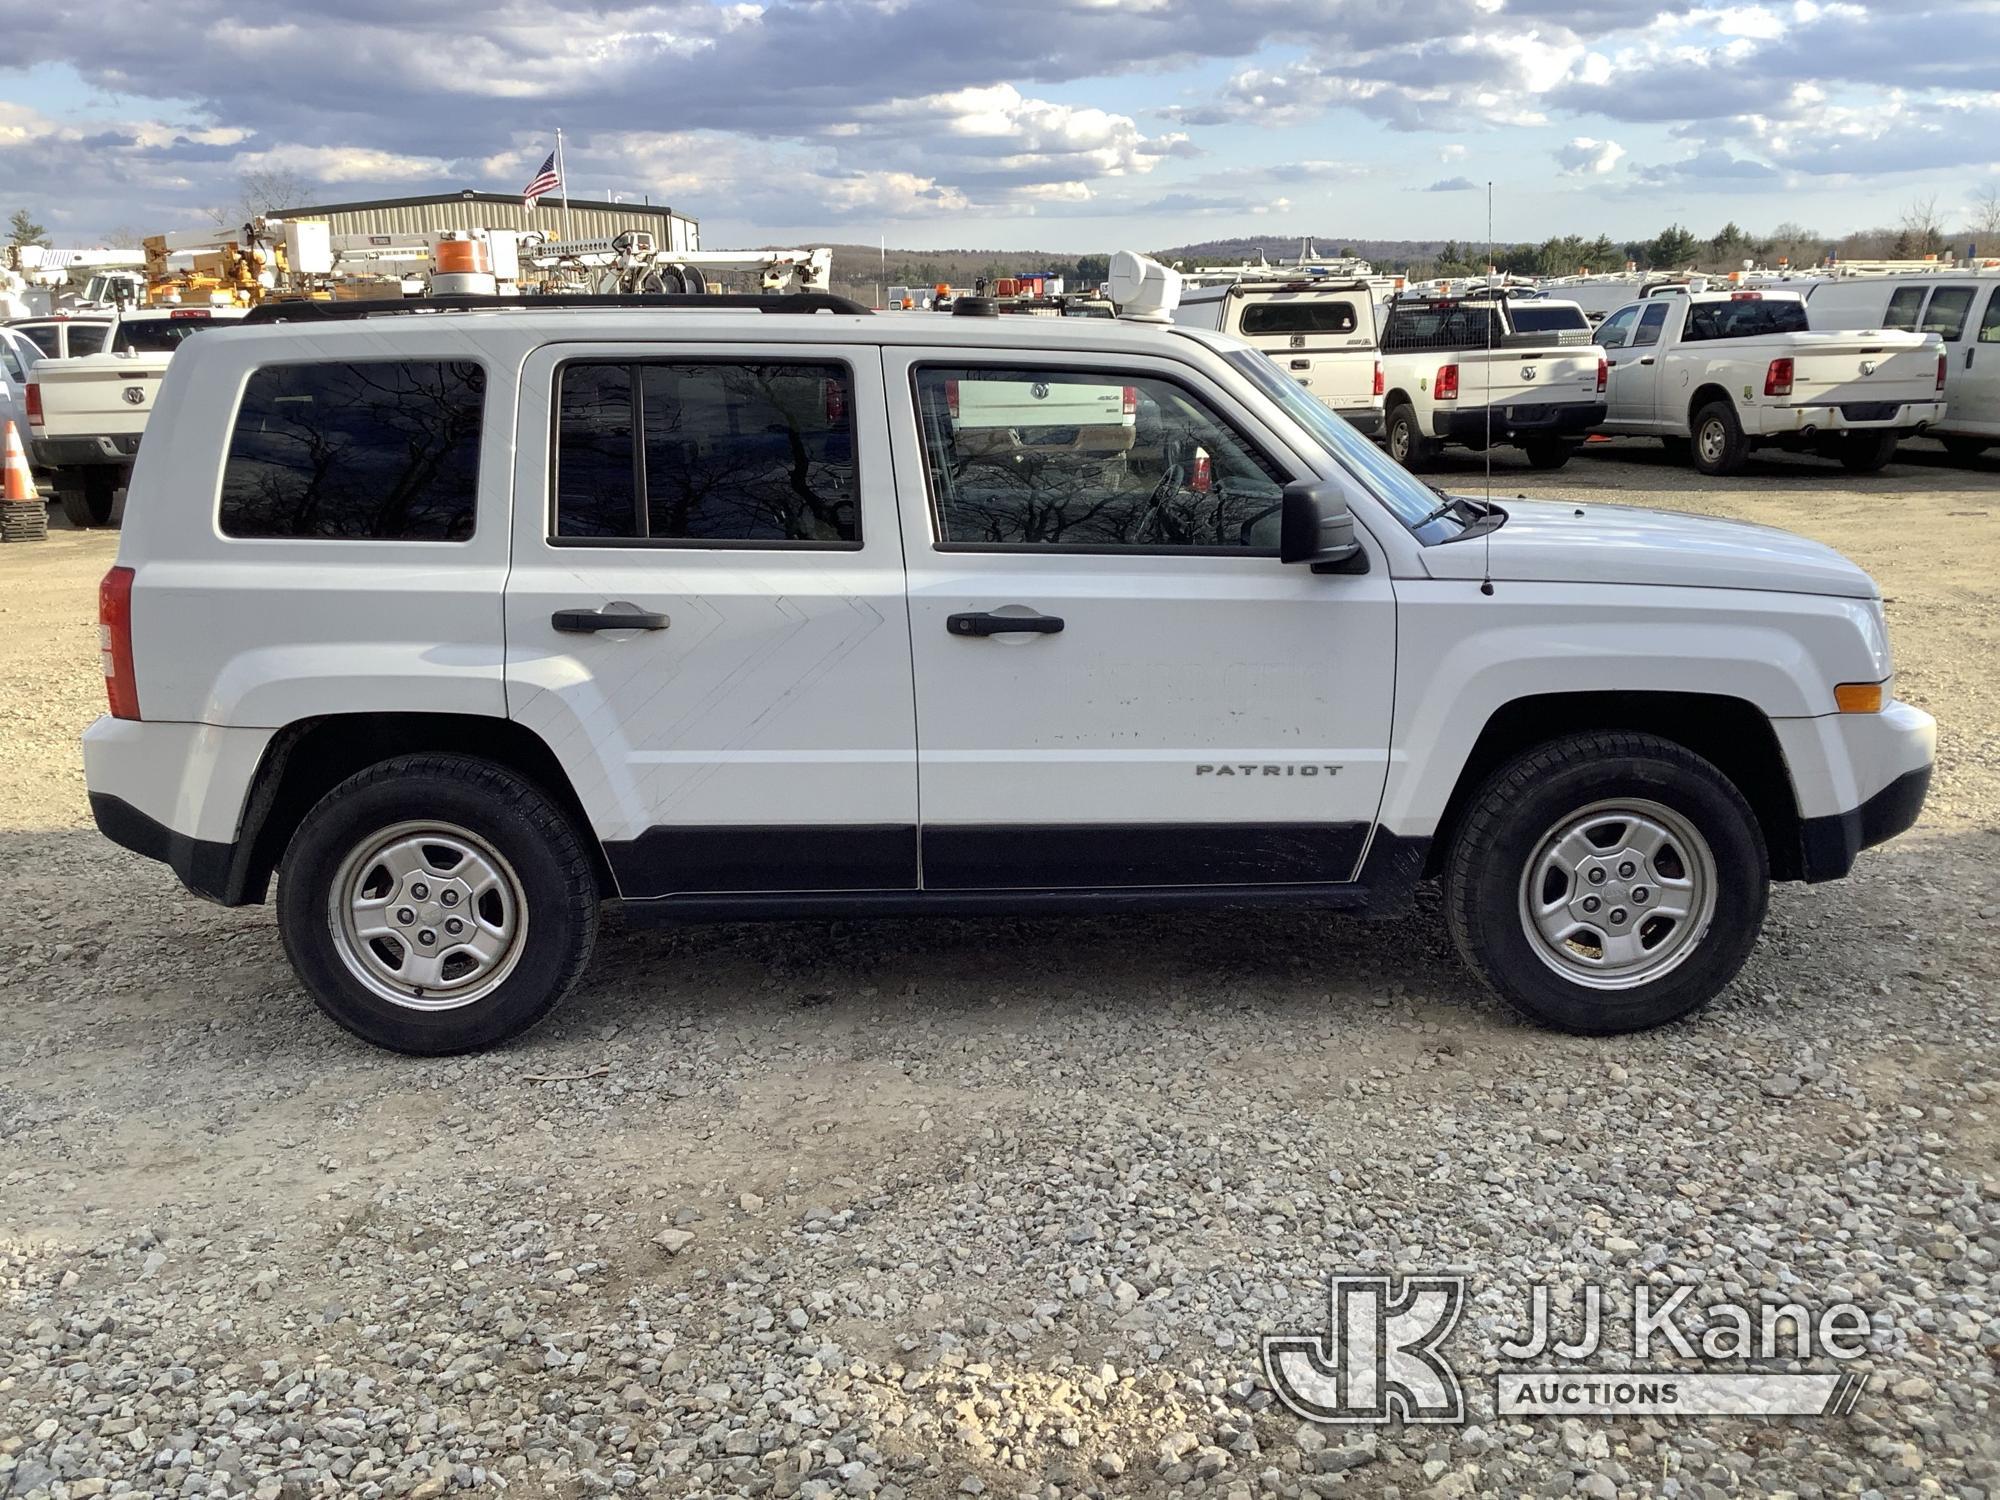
[242,292,871,324]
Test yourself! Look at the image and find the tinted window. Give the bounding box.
[1682,298,1809,341]
[1631,304,1671,347]
[1240,300,1358,337]
[553,361,858,545]
[1979,289,2000,345]
[111,317,229,353]
[18,326,60,358]
[0,342,24,382]
[1509,305,1590,335]
[1922,287,1975,341]
[67,322,110,355]
[915,367,1286,550]
[1596,307,1638,349]
[1883,285,1927,331]
[220,361,484,541]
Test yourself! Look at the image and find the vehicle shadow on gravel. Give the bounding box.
[1563,437,2000,487]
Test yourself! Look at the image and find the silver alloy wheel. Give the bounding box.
[1517,798,1717,991]
[328,820,527,1010]
[1390,418,1411,463]
[1697,417,1729,466]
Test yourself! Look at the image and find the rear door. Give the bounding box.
[1232,291,1379,418]
[504,341,920,900]
[1944,284,2000,437]
[886,346,1396,891]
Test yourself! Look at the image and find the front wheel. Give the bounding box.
[1444,732,1769,1034]
[1521,437,1573,470]
[1689,401,1750,476]
[1837,431,1900,474]
[277,754,600,1054]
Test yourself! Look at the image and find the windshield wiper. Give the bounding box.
[1416,492,1493,528]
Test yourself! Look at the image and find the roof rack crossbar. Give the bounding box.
[242,292,870,324]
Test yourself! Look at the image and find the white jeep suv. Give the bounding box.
[83,271,1935,1053]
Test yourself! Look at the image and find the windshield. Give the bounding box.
[1226,347,1463,540]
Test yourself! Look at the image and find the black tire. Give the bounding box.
[1688,401,1750,476]
[277,754,599,1054]
[1444,732,1769,1035]
[1837,431,1899,475]
[1521,437,1573,471]
[1661,436,1691,462]
[59,473,115,528]
[1386,402,1440,471]
[1939,437,1990,462]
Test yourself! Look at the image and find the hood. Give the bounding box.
[1420,498,1877,599]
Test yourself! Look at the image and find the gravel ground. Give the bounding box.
[2,439,1996,1500]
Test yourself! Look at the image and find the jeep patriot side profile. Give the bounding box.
[84,271,1934,1053]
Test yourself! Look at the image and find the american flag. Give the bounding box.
[522,151,561,209]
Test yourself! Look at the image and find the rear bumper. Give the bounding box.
[83,716,276,905]
[1752,400,1946,435]
[1334,407,1383,437]
[31,433,140,469]
[90,792,240,904]
[1443,400,1605,447]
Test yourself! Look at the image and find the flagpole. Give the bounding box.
[555,128,573,243]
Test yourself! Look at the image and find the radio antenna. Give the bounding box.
[1482,179,1495,596]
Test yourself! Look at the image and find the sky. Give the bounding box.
[2,0,1997,254]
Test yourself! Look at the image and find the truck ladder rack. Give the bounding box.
[243,292,870,324]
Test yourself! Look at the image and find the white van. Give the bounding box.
[1806,273,2000,459]
[1171,278,1383,434]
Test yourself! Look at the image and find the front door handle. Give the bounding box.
[1638,356,1656,366]
[947,611,1064,637]
[552,603,671,633]
[1967,347,1976,370]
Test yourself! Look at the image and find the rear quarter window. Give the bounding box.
[219,360,485,541]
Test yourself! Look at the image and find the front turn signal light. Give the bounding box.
[1834,681,1886,714]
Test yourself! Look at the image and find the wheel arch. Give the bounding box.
[229,713,610,905]
[1688,383,1735,429]
[1423,691,1804,883]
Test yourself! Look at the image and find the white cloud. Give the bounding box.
[1555,136,1627,175]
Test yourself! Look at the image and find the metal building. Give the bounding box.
[274,189,698,252]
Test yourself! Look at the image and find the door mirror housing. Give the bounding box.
[1280,479,1366,573]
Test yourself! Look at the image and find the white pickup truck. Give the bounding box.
[27,306,246,525]
[1171,277,1384,435]
[1594,289,1946,476]
[1378,294,1607,471]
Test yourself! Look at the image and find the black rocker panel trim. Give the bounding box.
[603,823,919,897]
[921,821,1371,890]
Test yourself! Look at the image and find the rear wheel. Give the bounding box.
[1837,431,1900,474]
[1521,437,1573,470]
[1940,437,1991,462]
[1444,732,1769,1034]
[1689,401,1749,477]
[58,470,116,528]
[1386,402,1440,471]
[277,754,599,1054]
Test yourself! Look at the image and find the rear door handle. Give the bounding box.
[552,604,671,632]
[947,611,1064,637]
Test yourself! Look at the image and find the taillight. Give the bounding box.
[1189,449,1212,493]
[25,383,43,429]
[1121,385,1137,418]
[825,379,847,425]
[99,566,140,720]
[1372,360,1385,398]
[944,379,959,419]
[1764,357,1794,397]
[1596,358,1608,394]
[1938,352,1948,391]
[1436,364,1459,401]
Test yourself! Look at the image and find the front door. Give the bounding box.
[1958,286,2000,437]
[504,341,920,899]
[884,349,1397,891]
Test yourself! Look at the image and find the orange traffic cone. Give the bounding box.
[1,420,48,542]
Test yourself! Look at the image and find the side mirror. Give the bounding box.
[1279,479,1366,573]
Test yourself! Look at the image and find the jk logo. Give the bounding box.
[1263,1275,1466,1424]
